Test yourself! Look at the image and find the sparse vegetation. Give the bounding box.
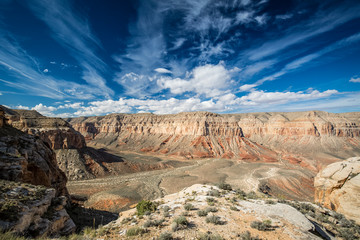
[246,191,258,199]
[0,231,26,240]
[198,232,224,240]
[126,226,145,236]
[265,200,275,205]
[206,197,217,206]
[143,219,165,228]
[173,216,188,226]
[238,231,261,240]
[250,220,272,231]
[206,215,222,225]
[207,189,220,197]
[184,203,195,211]
[197,209,208,217]
[136,200,157,216]
[158,231,173,240]
[205,207,218,213]
[217,182,232,191]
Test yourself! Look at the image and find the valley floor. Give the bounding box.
[67,148,316,213]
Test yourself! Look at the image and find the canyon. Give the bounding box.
[1,106,360,238]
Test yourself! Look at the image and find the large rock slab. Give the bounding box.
[314,157,360,224]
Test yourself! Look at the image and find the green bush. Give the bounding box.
[205,207,218,213]
[250,220,272,231]
[235,189,247,199]
[206,215,222,225]
[207,189,220,197]
[246,191,258,199]
[217,182,232,191]
[173,216,188,226]
[136,200,157,216]
[143,219,164,228]
[197,232,223,240]
[238,231,261,240]
[158,231,173,240]
[265,200,276,205]
[184,203,195,211]
[126,227,145,236]
[197,209,208,217]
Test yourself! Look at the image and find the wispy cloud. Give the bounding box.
[0,31,110,100]
[28,0,113,98]
[245,3,360,61]
[350,76,360,83]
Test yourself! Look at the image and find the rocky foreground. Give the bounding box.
[79,184,360,240]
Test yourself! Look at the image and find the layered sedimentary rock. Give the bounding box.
[68,111,360,166]
[4,107,85,150]
[314,157,360,224]
[0,125,68,196]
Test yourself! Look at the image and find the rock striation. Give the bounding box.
[0,125,68,196]
[0,108,75,237]
[314,157,360,224]
[67,111,360,165]
[4,107,85,150]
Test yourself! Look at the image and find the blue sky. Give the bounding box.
[0,0,360,117]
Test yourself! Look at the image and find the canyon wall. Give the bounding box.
[67,111,360,167]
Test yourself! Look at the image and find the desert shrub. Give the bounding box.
[184,203,195,211]
[121,217,132,224]
[126,227,145,236]
[171,222,179,232]
[315,213,330,223]
[334,212,345,221]
[197,232,224,240]
[250,220,272,231]
[163,211,170,218]
[338,228,358,240]
[158,231,173,240]
[173,216,188,226]
[207,189,220,197]
[181,211,191,216]
[197,209,208,217]
[238,231,261,240]
[206,215,222,225]
[205,207,218,213]
[230,205,239,211]
[206,197,217,206]
[144,219,164,228]
[136,200,157,216]
[246,191,258,199]
[265,200,275,205]
[0,231,26,240]
[217,182,232,191]
[235,189,247,199]
[163,205,170,212]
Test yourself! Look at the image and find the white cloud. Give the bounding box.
[32,103,57,116]
[155,68,172,74]
[50,61,56,64]
[69,88,339,116]
[57,102,83,109]
[157,63,232,97]
[43,68,49,73]
[14,105,29,110]
[239,84,257,92]
[239,89,338,105]
[276,14,293,20]
[350,77,360,83]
